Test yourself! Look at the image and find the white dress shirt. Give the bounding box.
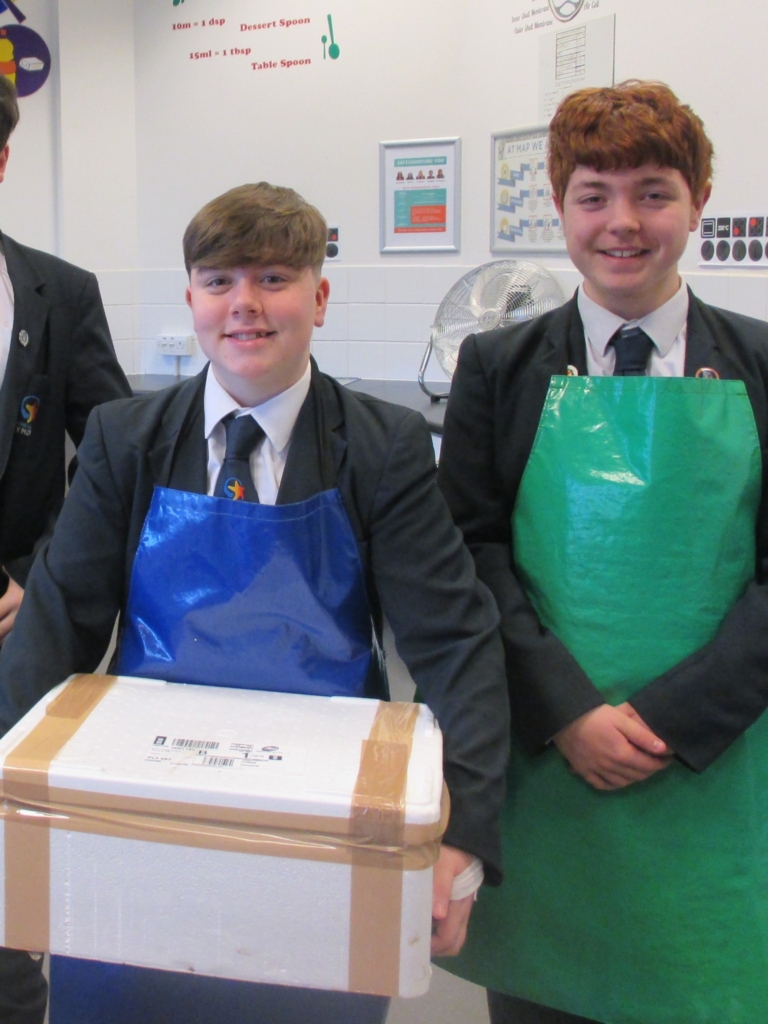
[204,362,311,505]
[0,249,14,389]
[578,281,689,378]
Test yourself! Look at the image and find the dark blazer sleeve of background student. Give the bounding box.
[438,292,768,775]
[0,233,131,588]
[0,366,510,882]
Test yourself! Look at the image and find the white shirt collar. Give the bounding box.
[203,362,312,454]
[578,280,689,361]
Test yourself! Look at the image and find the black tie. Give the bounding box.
[610,324,654,376]
[213,414,264,502]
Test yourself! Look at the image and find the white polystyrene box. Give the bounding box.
[0,675,445,997]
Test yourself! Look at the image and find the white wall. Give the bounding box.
[57,0,139,372]
[11,0,768,379]
[0,1,59,254]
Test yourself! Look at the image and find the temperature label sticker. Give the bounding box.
[147,735,285,769]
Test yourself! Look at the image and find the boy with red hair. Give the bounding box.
[439,81,768,1024]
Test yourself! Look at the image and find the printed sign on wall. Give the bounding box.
[168,0,341,75]
[379,138,460,253]
[490,125,565,253]
[538,13,615,121]
[511,0,612,35]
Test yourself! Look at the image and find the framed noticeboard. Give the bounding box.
[490,125,566,253]
[380,137,460,253]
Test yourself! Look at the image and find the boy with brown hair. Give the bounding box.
[0,182,509,1023]
[438,81,768,1023]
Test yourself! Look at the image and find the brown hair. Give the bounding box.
[183,182,327,275]
[548,81,713,205]
[0,72,19,150]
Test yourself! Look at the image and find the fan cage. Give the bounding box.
[430,259,565,381]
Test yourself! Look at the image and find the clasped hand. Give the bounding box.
[553,703,673,790]
[431,844,476,957]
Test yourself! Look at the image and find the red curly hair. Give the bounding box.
[548,81,713,206]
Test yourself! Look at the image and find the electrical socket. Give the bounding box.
[157,334,197,356]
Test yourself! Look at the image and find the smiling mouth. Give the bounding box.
[226,330,275,340]
[600,248,648,259]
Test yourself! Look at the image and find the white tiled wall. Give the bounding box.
[96,265,768,382]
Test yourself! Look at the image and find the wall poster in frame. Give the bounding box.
[380,138,460,253]
[491,125,566,253]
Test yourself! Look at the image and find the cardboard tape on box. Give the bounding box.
[0,675,447,994]
[350,700,421,993]
[3,673,118,952]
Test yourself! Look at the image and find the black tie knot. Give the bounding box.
[610,324,654,377]
[223,413,265,459]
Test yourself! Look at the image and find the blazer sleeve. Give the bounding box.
[629,577,768,771]
[63,270,132,446]
[438,334,604,753]
[0,404,131,731]
[362,404,510,884]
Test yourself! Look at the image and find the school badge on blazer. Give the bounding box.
[15,395,40,437]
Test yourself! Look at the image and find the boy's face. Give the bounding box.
[555,164,709,320]
[186,264,329,406]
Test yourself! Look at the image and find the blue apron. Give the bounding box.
[118,485,376,698]
[50,419,388,1023]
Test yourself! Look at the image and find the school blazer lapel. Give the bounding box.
[277,363,346,505]
[147,371,208,494]
[684,290,724,378]
[0,236,49,481]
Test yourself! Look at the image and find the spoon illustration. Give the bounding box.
[327,14,340,59]
[321,33,327,59]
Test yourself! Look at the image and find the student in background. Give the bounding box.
[0,73,130,1024]
[438,81,768,1024]
[0,181,509,1023]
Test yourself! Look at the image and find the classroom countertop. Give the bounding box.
[125,375,449,434]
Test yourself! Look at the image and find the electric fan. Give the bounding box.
[418,259,565,400]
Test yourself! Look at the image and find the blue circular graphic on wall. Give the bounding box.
[549,0,585,22]
[0,25,50,97]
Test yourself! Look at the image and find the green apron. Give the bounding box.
[447,376,768,1024]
